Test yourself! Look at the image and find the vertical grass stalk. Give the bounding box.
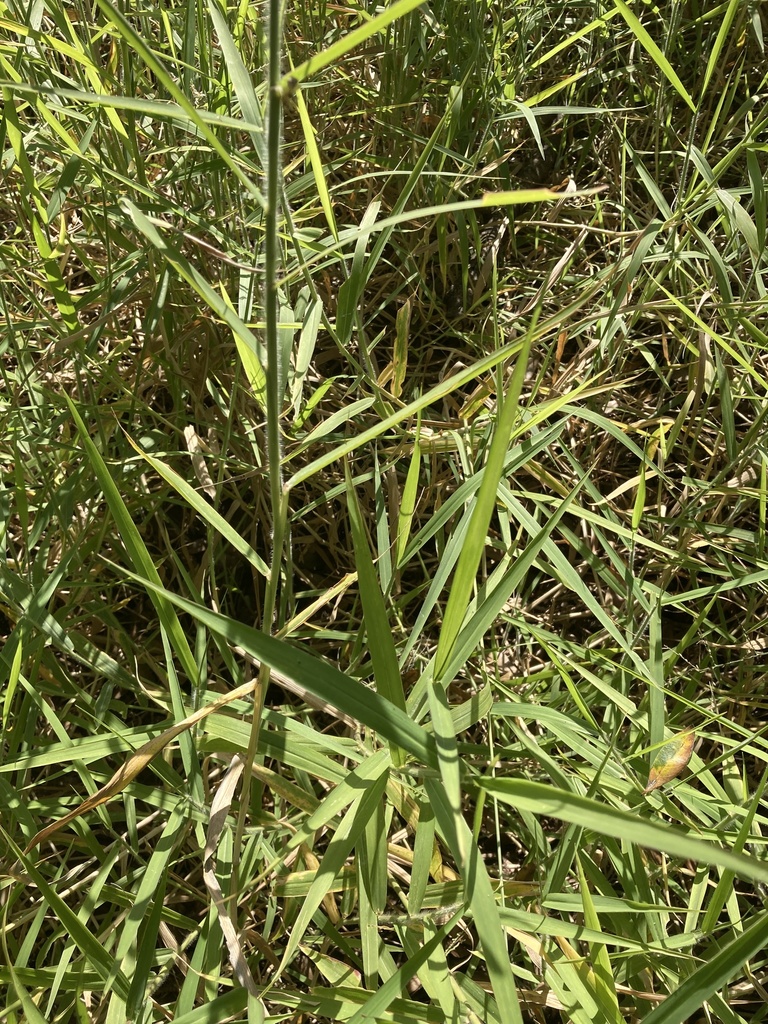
[264,0,285,535]
[236,0,288,862]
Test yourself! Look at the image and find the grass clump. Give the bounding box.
[1,0,768,1022]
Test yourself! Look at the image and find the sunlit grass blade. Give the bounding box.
[478,779,768,887]
[273,753,390,978]
[294,84,339,241]
[106,565,438,769]
[283,0,426,88]
[611,0,695,112]
[123,200,268,408]
[700,0,743,98]
[434,471,591,692]
[434,330,534,682]
[426,779,523,1024]
[345,465,407,765]
[643,909,768,1024]
[126,435,269,578]
[285,335,525,489]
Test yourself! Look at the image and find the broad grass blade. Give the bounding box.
[479,779,768,887]
[346,466,408,765]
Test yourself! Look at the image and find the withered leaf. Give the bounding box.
[643,729,695,795]
[23,676,261,853]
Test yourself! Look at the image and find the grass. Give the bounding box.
[1,0,768,1021]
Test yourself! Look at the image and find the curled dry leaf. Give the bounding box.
[23,675,262,853]
[203,755,262,999]
[184,424,216,499]
[643,729,695,795]
[24,663,362,853]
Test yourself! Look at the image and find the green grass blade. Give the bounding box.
[109,566,439,769]
[345,906,465,1024]
[123,200,268,409]
[9,835,131,999]
[426,778,523,1024]
[700,767,768,934]
[701,0,743,98]
[207,1,266,166]
[336,200,381,347]
[91,0,264,205]
[575,854,622,1024]
[294,85,339,241]
[274,754,390,975]
[434,331,534,681]
[643,909,768,1024]
[284,0,426,89]
[284,336,525,489]
[611,0,695,112]
[127,436,269,578]
[478,779,768,887]
[65,398,199,688]
[345,466,407,765]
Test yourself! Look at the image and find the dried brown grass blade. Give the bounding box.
[202,755,263,999]
[24,676,260,852]
[25,649,362,852]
